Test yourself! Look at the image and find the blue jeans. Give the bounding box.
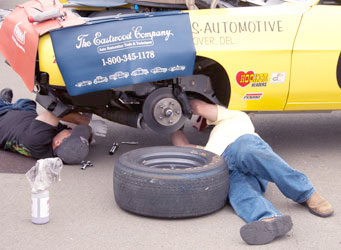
[221,134,315,223]
[0,98,37,117]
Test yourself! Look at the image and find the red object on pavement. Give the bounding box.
[193,116,207,131]
[0,0,85,92]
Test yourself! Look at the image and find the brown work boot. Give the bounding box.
[305,192,334,217]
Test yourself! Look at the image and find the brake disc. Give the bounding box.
[142,87,186,134]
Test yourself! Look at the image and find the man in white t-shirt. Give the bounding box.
[171,99,333,245]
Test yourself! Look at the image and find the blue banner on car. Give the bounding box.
[50,12,196,96]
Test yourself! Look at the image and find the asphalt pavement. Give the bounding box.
[0,0,340,249]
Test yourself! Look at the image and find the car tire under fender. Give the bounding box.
[113,146,229,218]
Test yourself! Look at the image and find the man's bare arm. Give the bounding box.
[36,111,90,127]
[190,99,218,122]
[171,130,203,149]
[170,99,217,149]
[60,112,90,125]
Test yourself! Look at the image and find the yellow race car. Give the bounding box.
[0,0,340,133]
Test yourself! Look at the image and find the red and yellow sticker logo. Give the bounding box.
[236,71,268,87]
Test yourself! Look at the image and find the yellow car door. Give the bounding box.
[189,4,309,111]
[286,1,341,110]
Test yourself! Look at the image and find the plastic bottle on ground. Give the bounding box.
[31,190,49,224]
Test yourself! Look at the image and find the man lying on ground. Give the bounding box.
[0,88,107,164]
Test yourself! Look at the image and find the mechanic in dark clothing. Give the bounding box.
[0,88,107,164]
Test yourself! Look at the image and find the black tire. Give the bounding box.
[114,146,229,218]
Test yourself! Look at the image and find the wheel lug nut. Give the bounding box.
[164,108,173,117]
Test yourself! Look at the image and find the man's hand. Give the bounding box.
[89,120,108,137]
[189,99,218,122]
[171,129,190,147]
[189,99,202,116]
[171,129,203,149]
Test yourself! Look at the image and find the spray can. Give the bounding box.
[31,190,50,224]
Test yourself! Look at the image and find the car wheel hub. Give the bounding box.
[153,98,182,126]
[142,87,187,133]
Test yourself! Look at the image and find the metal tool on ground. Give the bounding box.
[109,143,119,155]
[121,141,139,145]
[81,161,93,170]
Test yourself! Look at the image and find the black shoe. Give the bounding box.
[0,88,13,103]
[240,215,293,245]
